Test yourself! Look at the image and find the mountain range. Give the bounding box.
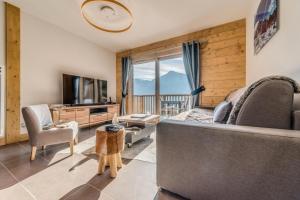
[134,71,190,95]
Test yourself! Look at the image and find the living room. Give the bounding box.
[1,0,300,200]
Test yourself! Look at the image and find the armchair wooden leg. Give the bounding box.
[70,141,74,155]
[30,146,37,161]
[74,135,79,145]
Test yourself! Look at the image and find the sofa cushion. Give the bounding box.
[225,87,246,106]
[228,76,300,126]
[213,101,232,123]
[293,111,300,130]
[293,94,300,111]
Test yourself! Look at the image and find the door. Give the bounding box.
[132,61,156,114]
[159,56,191,118]
[132,56,191,117]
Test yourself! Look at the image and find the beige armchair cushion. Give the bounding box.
[37,128,73,146]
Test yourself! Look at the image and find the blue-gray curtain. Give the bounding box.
[121,57,132,115]
[182,41,201,108]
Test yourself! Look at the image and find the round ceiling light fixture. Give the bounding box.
[81,0,133,33]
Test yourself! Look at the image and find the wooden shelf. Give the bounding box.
[51,104,119,128]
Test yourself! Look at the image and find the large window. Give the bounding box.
[133,61,156,96]
[159,57,190,95]
[132,56,191,116]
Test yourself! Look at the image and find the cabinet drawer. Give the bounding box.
[90,114,107,123]
[60,109,76,115]
[108,106,119,113]
[76,108,89,118]
[107,113,114,120]
[76,116,89,125]
[59,113,76,121]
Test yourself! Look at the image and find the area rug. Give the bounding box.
[121,132,156,164]
[56,127,157,164]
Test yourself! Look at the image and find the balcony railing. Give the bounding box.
[133,94,192,117]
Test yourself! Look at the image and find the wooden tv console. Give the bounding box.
[51,104,120,128]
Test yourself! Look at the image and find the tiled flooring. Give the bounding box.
[0,128,185,200]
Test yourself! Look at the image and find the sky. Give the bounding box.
[133,57,186,80]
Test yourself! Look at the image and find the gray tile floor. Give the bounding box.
[0,128,185,200]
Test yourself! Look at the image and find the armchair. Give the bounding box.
[22,104,78,160]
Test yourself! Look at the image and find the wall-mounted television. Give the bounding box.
[63,74,107,106]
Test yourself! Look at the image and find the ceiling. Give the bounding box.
[5,0,251,52]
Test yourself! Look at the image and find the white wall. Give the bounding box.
[20,12,116,108]
[247,1,300,84]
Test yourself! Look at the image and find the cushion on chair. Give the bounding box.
[29,104,53,129]
[213,101,232,123]
[225,87,246,106]
[228,76,300,129]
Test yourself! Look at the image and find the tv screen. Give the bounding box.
[63,74,108,105]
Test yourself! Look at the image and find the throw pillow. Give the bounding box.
[213,101,232,123]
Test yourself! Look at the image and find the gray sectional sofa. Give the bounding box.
[156,77,300,200]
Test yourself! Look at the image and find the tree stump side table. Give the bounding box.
[95,126,125,178]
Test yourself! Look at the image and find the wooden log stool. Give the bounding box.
[95,126,125,178]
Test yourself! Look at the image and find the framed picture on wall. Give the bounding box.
[254,0,279,54]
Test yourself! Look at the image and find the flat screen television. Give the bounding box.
[63,74,108,105]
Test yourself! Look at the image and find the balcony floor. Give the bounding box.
[0,127,184,200]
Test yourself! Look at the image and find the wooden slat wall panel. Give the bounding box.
[116,19,246,108]
[5,3,21,144]
[0,138,5,146]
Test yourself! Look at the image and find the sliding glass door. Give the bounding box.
[132,56,191,117]
[133,61,156,114]
[159,57,191,117]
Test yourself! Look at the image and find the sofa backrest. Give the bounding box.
[235,80,294,129]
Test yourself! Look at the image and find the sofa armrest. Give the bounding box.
[157,120,300,200]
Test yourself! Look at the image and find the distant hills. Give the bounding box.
[134,71,191,95]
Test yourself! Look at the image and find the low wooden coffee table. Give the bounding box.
[118,114,160,147]
[118,114,160,126]
[95,126,125,178]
